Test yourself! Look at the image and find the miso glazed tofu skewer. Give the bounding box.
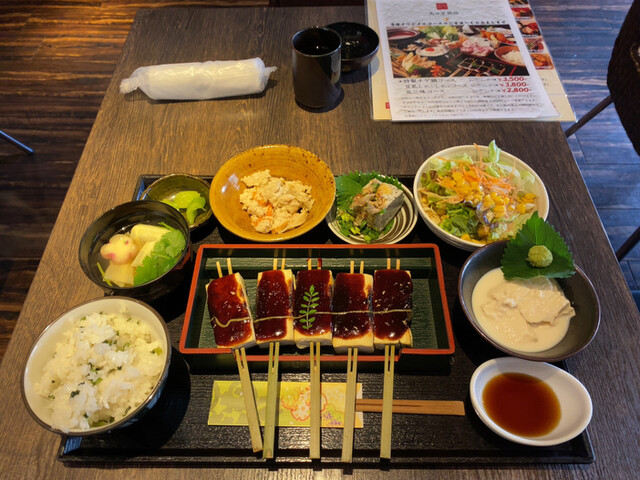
[255,257,294,459]
[206,259,262,453]
[338,260,371,462]
[374,259,412,459]
[332,261,374,353]
[373,258,413,349]
[293,258,328,459]
[293,258,333,348]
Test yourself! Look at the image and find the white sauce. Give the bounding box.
[471,268,575,353]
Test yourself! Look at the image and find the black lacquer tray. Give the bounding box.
[57,175,594,467]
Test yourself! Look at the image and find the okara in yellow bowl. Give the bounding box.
[210,145,335,242]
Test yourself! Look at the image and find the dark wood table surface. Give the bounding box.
[1,5,639,478]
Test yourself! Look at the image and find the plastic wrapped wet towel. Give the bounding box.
[119,58,276,100]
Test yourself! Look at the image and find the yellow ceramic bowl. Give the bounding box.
[210,145,335,242]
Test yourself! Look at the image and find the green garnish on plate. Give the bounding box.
[501,212,575,280]
[133,227,186,285]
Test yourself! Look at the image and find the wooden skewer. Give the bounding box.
[310,340,321,459]
[308,257,321,459]
[380,344,395,459]
[380,258,400,459]
[264,256,286,459]
[263,341,279,459]
[234,348,263,453]
[217,260,263,453]
[341,347,358,462]
[356,399,465,416]
[342,259,365,462]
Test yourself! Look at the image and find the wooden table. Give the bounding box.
[1,5,638,478]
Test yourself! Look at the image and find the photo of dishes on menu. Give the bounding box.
[375,0,558,121]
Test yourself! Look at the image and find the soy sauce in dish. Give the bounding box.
[482,372,561,437]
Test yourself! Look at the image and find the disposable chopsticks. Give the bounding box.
[356,399,465,416]
[263,340,279,459]
[380,344,395,459]
[217,260,263,453]
[341,347,358,463]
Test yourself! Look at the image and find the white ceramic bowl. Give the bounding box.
[412,145,549,251]
[22,297,171,436]
[470,357,592,446]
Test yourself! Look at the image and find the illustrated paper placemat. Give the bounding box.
[209,381,364,428]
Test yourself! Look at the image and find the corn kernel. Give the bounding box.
[460,234,471,241]
[516,203,527,214]
[482,195,495,209]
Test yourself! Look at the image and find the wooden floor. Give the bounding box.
[0,0,638,364]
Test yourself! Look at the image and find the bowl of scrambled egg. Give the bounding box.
[210,145,335,242]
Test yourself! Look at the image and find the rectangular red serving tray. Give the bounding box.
[180,244,454,369]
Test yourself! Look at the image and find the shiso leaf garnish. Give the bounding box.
[501,212,575,279]
[335,171,403,211]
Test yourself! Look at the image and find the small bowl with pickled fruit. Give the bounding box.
[79,200,192,301]
[413,141,549,251]
[458,213,600,362]
[140,173,212,230]
[470,357,592,446]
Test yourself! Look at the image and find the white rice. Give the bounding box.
[503,50,524,65]
[34,311,165,432]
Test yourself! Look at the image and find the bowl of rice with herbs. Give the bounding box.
[21,297,170,435]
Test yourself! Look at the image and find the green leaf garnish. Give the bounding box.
[299,285,319,330]
[133,228,186,285]
[501,212,575,279]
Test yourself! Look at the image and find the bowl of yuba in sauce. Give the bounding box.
[470,357,592,446]
[458,240,600,362]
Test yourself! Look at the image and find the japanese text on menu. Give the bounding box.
[376,0,557,121]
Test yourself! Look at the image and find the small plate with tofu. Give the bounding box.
[326,173,418,245]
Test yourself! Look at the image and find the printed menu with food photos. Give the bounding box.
[375,0,558,121]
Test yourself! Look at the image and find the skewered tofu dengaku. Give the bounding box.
[293,269,333,348]
[332,272,374,353]
[207,272,256,349]
[373,269,413,349]
[255,269,295,346]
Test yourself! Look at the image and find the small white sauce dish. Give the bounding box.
[470,357,592,446]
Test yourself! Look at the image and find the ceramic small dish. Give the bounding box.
[326,183,417,245]
[458,241,600,362]
[22,296,171,436]
[141,173,212,230]
[209,145,335,242]
[326,22,380,72]
[470,357,592,446]
[413,145,549,251]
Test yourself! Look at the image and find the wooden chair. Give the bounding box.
[564,1,640,265]
[564,0,640,154]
